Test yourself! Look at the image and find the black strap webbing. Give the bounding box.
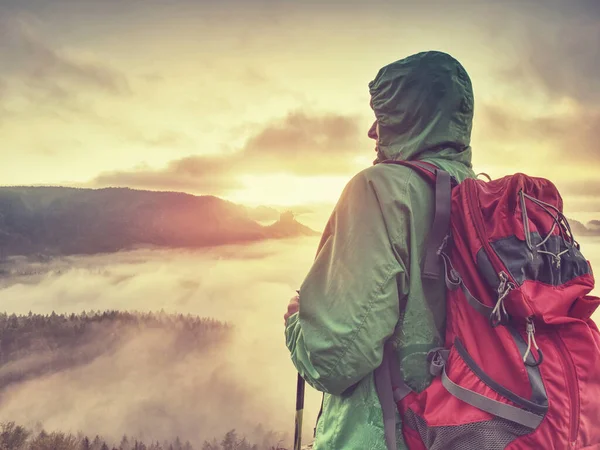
[374,348,400,450]
[423,170,452,280]
[374,343,413,450]
[379,159,454,280]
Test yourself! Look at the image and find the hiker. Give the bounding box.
[286,49,600,450]
[284,51,476,449]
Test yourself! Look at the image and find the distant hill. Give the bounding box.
[569,218,600,237]
[0,187,319,257]
[244,205,282,222]
[265,211,319,238]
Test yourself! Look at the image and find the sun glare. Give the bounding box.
[225,173,351,206]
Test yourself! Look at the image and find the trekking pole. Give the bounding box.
[292,288,305,450]
[294,373,305,450]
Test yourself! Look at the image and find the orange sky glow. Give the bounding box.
[0,0,598,221]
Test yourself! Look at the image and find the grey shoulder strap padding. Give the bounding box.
[423,170,452,280]
[441,367,544,429]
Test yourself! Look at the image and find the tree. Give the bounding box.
[173,437,183,450]
[92,435,103,450]
[120,435,130,450]
[221,430,237,450]
[29,431,78,450]
[201,440,218,450]
[236,437,251,450]
[0,422,29,450]
[133,441,147,450]
[80,436,91,450]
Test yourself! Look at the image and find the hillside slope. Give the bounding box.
[0,187,318,256]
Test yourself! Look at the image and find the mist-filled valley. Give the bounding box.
[0,236,325,449]
[0,231,599,449]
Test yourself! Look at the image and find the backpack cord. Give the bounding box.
[519,190,575,268]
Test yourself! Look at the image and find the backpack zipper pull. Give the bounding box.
[523,317,544,367]
[490,272,513,327]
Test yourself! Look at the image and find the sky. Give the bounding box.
[0,0,598,214]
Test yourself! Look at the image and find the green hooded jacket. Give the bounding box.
[285,51,476,449]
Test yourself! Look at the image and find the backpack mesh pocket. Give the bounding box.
[404,408,531,450]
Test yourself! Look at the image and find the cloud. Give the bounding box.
[496,4,599,105]
[0,15,144,153]
[92,111,368,194]
[242,112,364,175]
[93,156,242,195]
[3,0,596,197]
[472,1,599,177]
[144,131,197,149]
[558,180,600,199]
[473,102,600,216]
[0,17,130,97]
[244,112,359,157]
[475,0,600,169]
[476,102,600,167]
[0,79,7,124]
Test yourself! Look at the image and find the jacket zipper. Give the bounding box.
[554,331,580,446]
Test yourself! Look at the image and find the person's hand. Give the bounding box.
[284,293,300,325]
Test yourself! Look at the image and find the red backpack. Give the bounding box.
[374,161,600,450]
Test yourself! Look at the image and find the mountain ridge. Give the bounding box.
[0,186,320,257]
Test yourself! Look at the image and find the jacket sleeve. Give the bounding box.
[285,171,409,395]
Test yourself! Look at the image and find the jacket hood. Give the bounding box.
[369,51,474,167]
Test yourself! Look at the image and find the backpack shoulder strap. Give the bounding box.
[380,160,455,280]
[373,160,455,450]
